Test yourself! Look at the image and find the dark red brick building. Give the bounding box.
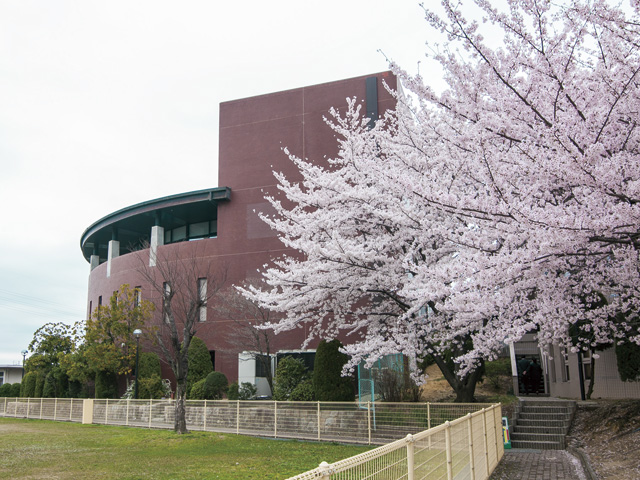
[80,71,397,392]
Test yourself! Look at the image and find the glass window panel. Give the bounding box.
[173,226,187,241]
[189,222,209,238]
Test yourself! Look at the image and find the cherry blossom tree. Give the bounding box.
[245,0,640,400]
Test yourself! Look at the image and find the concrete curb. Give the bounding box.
[567,445,598,480]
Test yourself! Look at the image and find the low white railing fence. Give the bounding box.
[287,404,503,480]
[0,397,499,449]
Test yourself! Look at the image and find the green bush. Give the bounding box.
[312,339,354,401]
[10,383,21,397]
[188,372,229,400]
[138,352,162,379]
[273,357,308,401]
[290,378,315,401]
[484,358,512,391]
[34,371,45,397]
[21,371,36,397]
[138,374,168,399]
[227,382,239,400]
[95,370,118,398]
[187,337,213,395]
[204,372,228,400]
[68,380,87,398]
[189,378,207,400]
[0,383,13,396]
[43,372,56,398]
[239,382,257,400]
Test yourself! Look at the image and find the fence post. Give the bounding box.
[203,400,207,431]
[317,401,321,441]
[82,399,94,424]
[39,398,43,420]
[26,397,30,419]
[482,408,489,478]
[427,402,432,449]
[126,399,130,426]
[148,399,153,429]
[317,461,331,480]
[467,413,476,480]
[236,400,240,434]
[492,405,500,466]
[406,434,415,480]
[367,402,372,445]
[54,398,58,421]
[445,421,453,480]
[274,401,278,438]
[69,398,73,421]
[105,399,110,425]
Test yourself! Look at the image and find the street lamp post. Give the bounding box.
[133,329,142,400]
[21,350,28,381]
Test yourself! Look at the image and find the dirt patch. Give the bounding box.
[569,400,640,480]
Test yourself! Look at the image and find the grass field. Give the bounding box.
[0,417,372,479]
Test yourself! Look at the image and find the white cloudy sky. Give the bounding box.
[0,0,447,365]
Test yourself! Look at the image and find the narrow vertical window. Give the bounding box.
[163,282,171,324]
[198,278,207,322]
[134,286,142,308]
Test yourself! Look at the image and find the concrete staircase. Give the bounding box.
[510,398,576,450]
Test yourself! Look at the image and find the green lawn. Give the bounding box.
[0,418,371,479]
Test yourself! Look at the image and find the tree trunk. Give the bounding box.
[174,382,188,434]
[431,353,484,403]
[586,354,595,400]
[173,355,189,434]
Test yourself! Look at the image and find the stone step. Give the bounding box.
[520,405,574,414]
[511,439,565,450]
[518,412,572,421]
[511,432,567,443]
[512,424,569,435]
[515,418,572,428]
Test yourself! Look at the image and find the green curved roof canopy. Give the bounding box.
[80,187,231,263]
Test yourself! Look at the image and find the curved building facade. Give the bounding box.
[81,71,398,389]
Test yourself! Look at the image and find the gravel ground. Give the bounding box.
[567,399,640,480]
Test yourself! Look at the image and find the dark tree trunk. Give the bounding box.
[586,354,595,400]
[173,354,189,434]
[432,353,484,403]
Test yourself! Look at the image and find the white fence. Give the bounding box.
[0,397,498,448]
[287,404,504,480]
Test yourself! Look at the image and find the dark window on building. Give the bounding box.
[163,282,171,323]
[276,352,316,373]
[198,278,207,322]
[134,286,142,307]
[255,354,272,378]
[209,350,215,371]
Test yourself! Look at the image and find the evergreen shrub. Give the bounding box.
[187,337,213,395]
[312,339,354,401]
[21,371,36,397]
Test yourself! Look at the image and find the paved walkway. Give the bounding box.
[489,449,588,480]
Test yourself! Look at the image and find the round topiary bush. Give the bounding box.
[204,372,228,400]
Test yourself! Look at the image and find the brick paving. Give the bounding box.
[489,449,588,480]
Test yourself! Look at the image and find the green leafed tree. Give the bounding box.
[84,285,154,394]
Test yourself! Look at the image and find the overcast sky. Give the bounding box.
[0,0,444,365]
